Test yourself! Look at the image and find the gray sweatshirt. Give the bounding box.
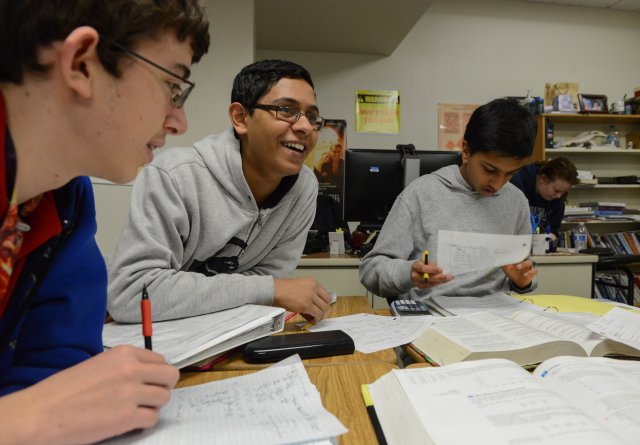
[107,128,318,322]
[359,164,536,300]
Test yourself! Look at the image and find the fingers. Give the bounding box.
[411,261,453,289]
[103,346,179,389]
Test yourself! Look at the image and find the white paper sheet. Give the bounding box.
[436,230,532,275]
[103,355,347,445]
[306,313,433,353]
[429,293,543,317]
[588,307,640,350]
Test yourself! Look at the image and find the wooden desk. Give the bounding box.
[178,361,397,445]
[210,296,398,370]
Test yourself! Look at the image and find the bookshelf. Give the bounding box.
[533,114,640,305]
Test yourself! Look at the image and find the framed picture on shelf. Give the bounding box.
[577,94,608,114]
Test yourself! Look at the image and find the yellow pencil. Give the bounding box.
[422,250,429,282]
[302,322,314,330]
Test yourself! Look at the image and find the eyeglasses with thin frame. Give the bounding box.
[99,34,195,108]
[251,104,325,131]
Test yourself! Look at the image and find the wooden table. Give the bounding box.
[210,296,398,370]
[178,361,397,445]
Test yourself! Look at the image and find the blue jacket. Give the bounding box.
[510,163,565,236]
[0,176,107,395]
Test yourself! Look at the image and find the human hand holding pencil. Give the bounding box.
[411,249,454,289]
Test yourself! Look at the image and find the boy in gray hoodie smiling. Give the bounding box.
[360,98,538,302]
[108,60,331,323]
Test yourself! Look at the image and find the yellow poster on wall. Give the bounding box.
[355,89,400,134]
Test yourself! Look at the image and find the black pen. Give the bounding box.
[141,284,153,350]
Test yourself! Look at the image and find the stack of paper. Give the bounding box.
[103,304,285,368]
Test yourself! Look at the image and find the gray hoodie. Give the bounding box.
[359,164,536,300]
[107,128,318,322]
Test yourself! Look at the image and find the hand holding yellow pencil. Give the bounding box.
[422,250,430,282]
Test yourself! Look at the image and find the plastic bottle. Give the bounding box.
[545,121,555,148]
[573,222,588,253]
[606,125,620,148]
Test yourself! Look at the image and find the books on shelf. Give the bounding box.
[410,310,640,367]
[102,304,285,368]
[579,201,626,209]
[367,356,640,445]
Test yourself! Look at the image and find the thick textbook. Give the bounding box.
[411,310,640,366]
[367,356,640,445]
[103,304,285,368]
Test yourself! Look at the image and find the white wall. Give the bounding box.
[258,0,640,150]
[95,0,640,257]
[94,0,254,257]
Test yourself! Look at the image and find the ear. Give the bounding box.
[58,27,101,100]
[461,140,471,164]
[229,102,250,136]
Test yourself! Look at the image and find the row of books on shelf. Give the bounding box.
[564,201,640,222]
[557,228,640,256]
[594,272,640,304]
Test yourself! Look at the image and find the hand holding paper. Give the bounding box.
[437,230,532,276]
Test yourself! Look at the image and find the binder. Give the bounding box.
[103,305,285,368]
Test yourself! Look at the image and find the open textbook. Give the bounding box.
[367,356,640,445]
[104,355,347,445]
[411,310,640,366]
[103,305,285,368]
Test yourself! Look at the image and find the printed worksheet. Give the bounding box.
[104,355,347,445]
[588,307,640,350]
[437,230,531,275]
[307,313,433,353]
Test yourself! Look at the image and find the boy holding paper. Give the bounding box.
[360,98,538,302]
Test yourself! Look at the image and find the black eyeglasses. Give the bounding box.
[99,34,195,108]
[251,104,325,131]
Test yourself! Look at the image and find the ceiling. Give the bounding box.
[255,0,640,56]
[255,0,434,56]
[521,0,640,10]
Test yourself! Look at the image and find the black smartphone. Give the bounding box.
[243,330,354,363]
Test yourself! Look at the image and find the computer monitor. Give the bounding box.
[343,148,462,226]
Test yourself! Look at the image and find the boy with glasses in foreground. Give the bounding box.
[108,59,332,324]
[0,1,209,443]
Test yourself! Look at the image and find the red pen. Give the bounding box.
[141,284,153,350]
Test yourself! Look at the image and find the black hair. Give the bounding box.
[464,98,537,159]
[230,59,315,139]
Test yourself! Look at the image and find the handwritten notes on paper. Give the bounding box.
[588,307,640,350]
[104,355,347,445]
[307,313,433,353]
[437,230,531,276]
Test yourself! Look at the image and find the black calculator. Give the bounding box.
[390,299,432,316]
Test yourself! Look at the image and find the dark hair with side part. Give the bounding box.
[464,98,537,159]
[0,0,210,84]
[230,59,315,138]
[536,156,578,185]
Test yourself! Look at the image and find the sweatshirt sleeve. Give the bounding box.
[107,166,275,322]
[509,194,538,294]
[359,197,416,298]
